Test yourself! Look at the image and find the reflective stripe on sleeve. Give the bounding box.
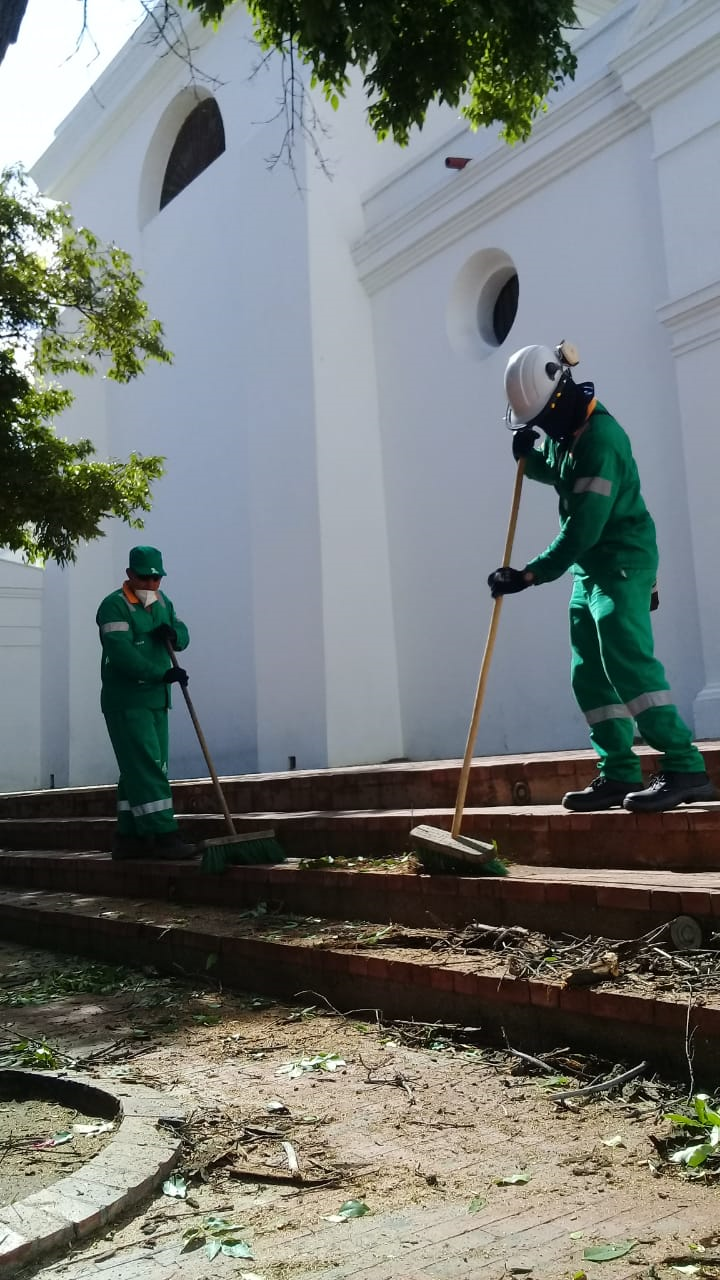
[101,621,130,634]
[585,703,632,726]
[131,797,174,817]
[117,800,131,812]
[626,689,674,717]
[573,476,613,497]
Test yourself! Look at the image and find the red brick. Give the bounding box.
[429,966,455,992]
[659,810,691,833]
[589,990,652,1024]
[452,969,480,996]
[347,954,368,977]
[495,977,530,1006]
[595,885,651,911]
[558,986,592,1015]
[679,891,713,916]
[649,888,682,915]
[364,956,390,981]
[653,998,684,1030]
[503,880,546,905]
[384,958,421,986]
[568,882,599,905]
[542,880,573,904]
[690,1003,720,1036]
[322,949,352,974]
[528,980,560,1008]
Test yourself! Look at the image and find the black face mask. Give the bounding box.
[533,377,595,444]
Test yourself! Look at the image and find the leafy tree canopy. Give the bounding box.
[0,166,170,565]
[181,0,580,143]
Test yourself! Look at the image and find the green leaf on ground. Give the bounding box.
[324,1199,370,1222]
[221,1241,254,1258]
[162,1174,187,1198]
[276,1052,346,1078]
[583,1241,636,1262]
[494,1172,531,1185]
[468,1196,486,1213]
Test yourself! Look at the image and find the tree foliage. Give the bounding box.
[181,0,580,144]
[0,167,170,565]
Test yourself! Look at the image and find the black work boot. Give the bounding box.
[111,834,155,860]
[562,775,637,812]
[623,771,717,813]
[152,831,197,860]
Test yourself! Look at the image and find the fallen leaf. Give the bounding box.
[323,1199,370,1223]
[162,1175,187,1199]
[468,1196,486,1213]
[494,1172,531,1186]
[583,1241,636,1262]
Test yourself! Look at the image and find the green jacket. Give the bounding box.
[96,586,189,711]
[524,402,658,585]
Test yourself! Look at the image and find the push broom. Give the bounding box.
[410,459,527,876]
[166,642,285,871]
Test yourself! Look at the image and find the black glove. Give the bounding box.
[487,567,530,598]
[152,623,178,647]
[163,666,189,687]
[512,427,539,461]
[650,582,659,612]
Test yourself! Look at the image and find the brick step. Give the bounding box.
[2,742,720,819]
[1,851,719,941]
[1,802,720,867]
[0,885,717,1077]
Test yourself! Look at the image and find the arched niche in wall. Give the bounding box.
[446,248,519,362]
[138,88,225,227]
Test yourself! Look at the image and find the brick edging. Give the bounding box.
[0,1071,184,1272]
[0,895,717,1082]
[1,854,719,939]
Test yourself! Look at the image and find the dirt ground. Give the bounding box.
[0,1095,114,1207]
[1,940,719,1280]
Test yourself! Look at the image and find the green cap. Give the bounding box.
[128,545,166,577]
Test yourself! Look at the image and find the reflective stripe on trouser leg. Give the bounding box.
[577,568,705,776]
[569,575,642,781]
[103,705,178,836]
[115,789,135,836]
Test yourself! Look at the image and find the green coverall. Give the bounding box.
[523,402,704,783]
[96,587,190,837]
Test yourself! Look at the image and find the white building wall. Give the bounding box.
[0,559,43,792]
[24,0,720,786]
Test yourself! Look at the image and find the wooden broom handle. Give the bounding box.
[451,459,526,838]
[166,641,237,837]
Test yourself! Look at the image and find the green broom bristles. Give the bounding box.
[414,847,508,877]
[201,832,286,873]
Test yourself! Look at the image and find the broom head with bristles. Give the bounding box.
[200,829,286,873]
[410,824,508,877]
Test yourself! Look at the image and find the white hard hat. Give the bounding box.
[504,344,564,426]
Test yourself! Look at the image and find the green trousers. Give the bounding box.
[103,705,178,837]
[569,568,705,782]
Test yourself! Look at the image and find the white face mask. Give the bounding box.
[135,589,159,608]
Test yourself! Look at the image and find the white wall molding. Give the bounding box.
[613,1,720,112]
[353,77,644,294]
[657,281,720,357]
[32,8,213,199]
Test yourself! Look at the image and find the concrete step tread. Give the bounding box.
[3,739,720,800]
[2,802,720,822]
[3,848,720,892]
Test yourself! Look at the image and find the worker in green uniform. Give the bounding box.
[96,546,196,858]
[487,343,715,813]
